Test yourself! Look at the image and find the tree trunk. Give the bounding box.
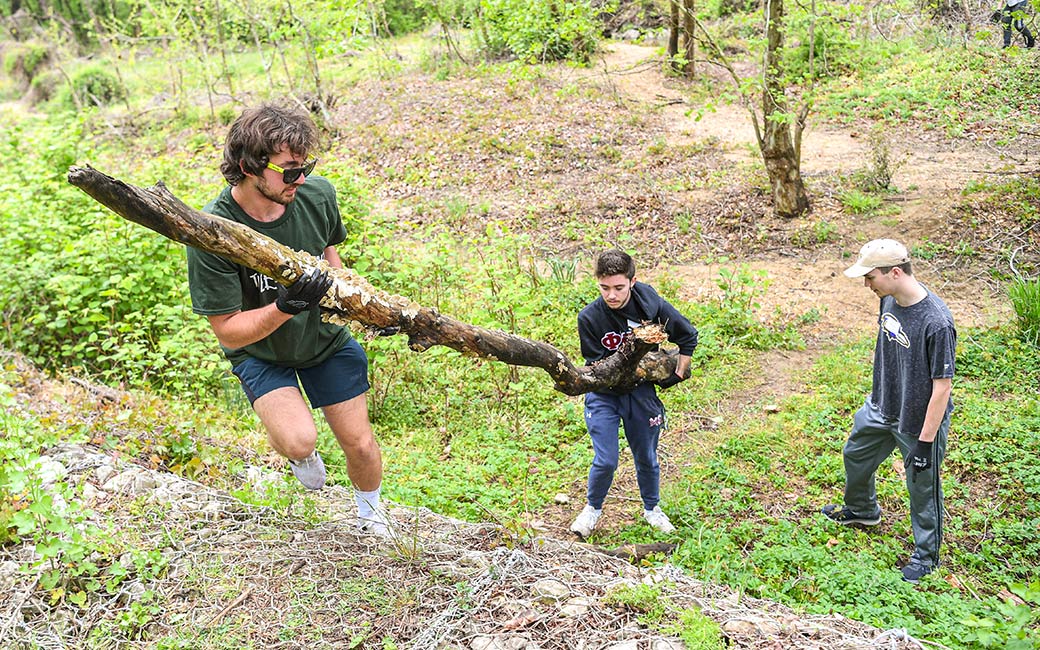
[667,0,680,71]
[67,166,682,396]
[682,0,696,77]
[761,0,810,218]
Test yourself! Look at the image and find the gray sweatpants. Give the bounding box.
[843,398,949,567]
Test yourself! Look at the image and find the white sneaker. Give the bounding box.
[644,506,676,533]
[569,504,602,538]
[358,509,393,539]
[288,450,326,490]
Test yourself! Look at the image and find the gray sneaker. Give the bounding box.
[821,504,881,526]
[288,450,326,490]
[901,562,934,584]
[644,506,676,533]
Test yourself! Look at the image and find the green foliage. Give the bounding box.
[58,62,126,109]
[783,4,863,80]
[709,0,757,18]
[659,329,1040,649]
[0,383,175,617]
[1008,278,1040,346]
[605,582,667,623]
[668,608,727,650]
[2,40,50,85]
[709,265,804,350]
[839,188,884,215]
[381,0,434,35]
[963,176,1040,229]
[817,43,1034,134]
[472,0,603,64]
[0,110,217,394]
[789,219,837,247]
[862,127,899,191]
[606,583,726,648]
[962,582,1040,649]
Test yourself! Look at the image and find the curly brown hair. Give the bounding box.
[220,102,320,185]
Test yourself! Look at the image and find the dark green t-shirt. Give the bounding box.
[187,176,350,368]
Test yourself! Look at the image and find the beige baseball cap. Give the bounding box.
[843,239,910,278]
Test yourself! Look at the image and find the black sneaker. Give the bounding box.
[901,562,934,584]
[821,504,882,526]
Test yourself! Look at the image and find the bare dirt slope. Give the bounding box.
[593,41,1020,335]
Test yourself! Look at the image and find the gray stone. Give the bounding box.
[0,560,20,592]
[35,457,68,484]
[559,596,593,617]
[94,463,117,485]
[531,578,569,603]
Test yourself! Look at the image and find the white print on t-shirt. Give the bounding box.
[881,312,911,349]
[249,252,329,294]
[251,273,280,293]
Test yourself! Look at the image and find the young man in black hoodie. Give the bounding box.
[570,250,698,538]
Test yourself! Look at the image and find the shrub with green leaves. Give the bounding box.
[58,62,126,109]
[2,40,50,86]
[1008,278,1040,346]
[472,0,602,64]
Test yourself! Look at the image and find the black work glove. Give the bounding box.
[910,440,933,475]
[656,372,685,390]
[276,269,333,315]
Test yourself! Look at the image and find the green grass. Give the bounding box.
[593,332,1040,648]
[815,42,1036,134]
[4,8,1040,647]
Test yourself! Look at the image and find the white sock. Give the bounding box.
[355,486,381,519]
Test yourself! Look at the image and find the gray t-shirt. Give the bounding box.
[870,288,956,436]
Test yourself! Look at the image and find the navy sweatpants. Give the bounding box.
[583,383,665,510]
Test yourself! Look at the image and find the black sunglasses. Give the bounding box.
[266,158,318,184]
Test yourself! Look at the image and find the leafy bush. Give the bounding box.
[472,0,601,64]
[708,266,804,350]
[783,9,861,80]
[27,68,62,104]
[381,0,434,35]
[2,40,50,86]
[57,63,126,109]
[1008,278,1040,346]
[710,0,757,18]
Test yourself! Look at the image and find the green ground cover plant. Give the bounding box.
[3,1,1040,646]
[606,332,1040,648]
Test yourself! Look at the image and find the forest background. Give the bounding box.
[0,0,1039,647]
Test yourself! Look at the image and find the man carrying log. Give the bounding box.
[186,102,391,537]
[570,250,698,538]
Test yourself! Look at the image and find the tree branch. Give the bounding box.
[67,166,680,395]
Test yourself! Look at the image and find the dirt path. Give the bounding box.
[592,41,1015,336]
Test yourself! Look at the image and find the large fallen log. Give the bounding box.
[67,166,680,395]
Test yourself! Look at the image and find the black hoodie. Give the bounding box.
[578,282,698,367]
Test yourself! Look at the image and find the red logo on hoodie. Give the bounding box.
[601,331,629,351]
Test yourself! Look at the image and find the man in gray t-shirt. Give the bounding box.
[822,239,956,585]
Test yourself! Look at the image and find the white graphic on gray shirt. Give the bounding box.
[880,312,910,349]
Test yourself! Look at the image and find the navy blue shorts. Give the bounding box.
[231,338,370,408]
